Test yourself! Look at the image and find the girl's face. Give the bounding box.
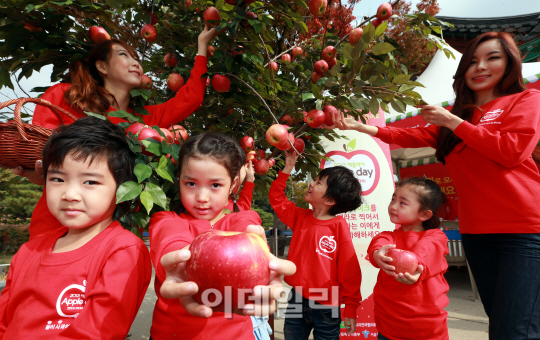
[388,185,430,231]
[465,39,509,98]
[97,44,142,90]
[179,157,238,224]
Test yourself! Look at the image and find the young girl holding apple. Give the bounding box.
[368,177,449,340]
[148,132,296,340]
[15,26,217,240]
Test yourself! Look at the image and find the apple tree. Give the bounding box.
[0,0,453,234]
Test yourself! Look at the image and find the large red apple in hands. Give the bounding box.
[169,125,188,144]
[89,26,111,45]
[386,249,418,275]
[140,75,153,89]
[306,109,326,128]
[167,73,185,92]
[266,124,288,146]
[314,60,329,75]
[141,24,158,42]
[321,46,336,62]
[323,105,338,126]
[308,0,327,17]
[349,27,363,45]
[203,7,221,28]
[186,230,271,313]
[212,74,231,92]
[239,136,255,152]
[377,2,393,21]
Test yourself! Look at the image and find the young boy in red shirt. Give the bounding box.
[0,117,152,339]
[269,150,363,339]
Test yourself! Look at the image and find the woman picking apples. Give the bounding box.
[14,25,218,240]
[332,32,540,339]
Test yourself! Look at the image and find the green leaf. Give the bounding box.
[155,168,174,183]
[140,191,154,213]
[84,111,107,120]
[134,164,152,183]
[349,98,365,110]
[374,21,388,36]
[134,107,150,116]
[146,182,168,209]
[391,98,406,113]
[393,74,411,84]
[108,110,138,122]
[158,156,168,169]
[116,181,142,203]
[346,139,356,152]
[371,43,395,55]
[369,96,379,114]
[141,140,162,156]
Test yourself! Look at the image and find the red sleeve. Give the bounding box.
[375,124,440,149]
[31,83,80,129]
[453,90,540,168]
[56,244,151,340]
[366,231,395,268]
[0,252,18,338]
[337,221,362,319]
[236,181,255,210]
[410,229,449,284]
[227,210,262,231]
[149,212,193,283]
[143,56,208,128]
[268,171,306,231]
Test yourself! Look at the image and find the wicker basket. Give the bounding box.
[0,98,77,169]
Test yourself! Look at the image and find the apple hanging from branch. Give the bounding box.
[167,73,185,92]
[89,26,111,45]
[140,75,153,89]
[141,24,157,42]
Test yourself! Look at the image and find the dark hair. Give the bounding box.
[42,117,135,189]
[319,166,362,215]
[175,133,245,213]
[396,177,442,230]
[436,31,526,163]
[64,39,139,114]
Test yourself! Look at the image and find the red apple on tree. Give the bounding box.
[281,54,291,63]
[323,105,338,126]
[372,18,383,28]
[349,27,363,45]
[265,124,288,146]
[167,73,185,92]
[212,74,231,93]
[268,61,279,73]
[89,26,111,45]
[307,109,326,128]
[203,7,221,28]
[150,12,158,25]
[276,133,295,150]
[137,127,163,156]
[254,159,270,175]
[169,125,189,144]
[386,249,418,275]
[314,60,329,75]
[245,150,258,163]
[141,24,157,42]
[164,53,177,67]
[280,115,293,126]
[186,0,192,7]
[125,122,146,137]
[239,136,255,153]
[311,72,322,84]
[160,128,174,144]
[308,0,327,17]
[377,2,393,21]
[186,230,271,312]
[288,137,305,154]
[140,75,153,89]
[257,149,266,160]
[268,158,275,167]
[291,47,303,59]
[207,46,215,57]
[327,58,337,70]
[23,22,43,32]
[321,46,336,62]
[303,110,308,122]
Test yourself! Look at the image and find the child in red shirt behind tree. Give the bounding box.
[368,177,449,340]
[269,150,362,340]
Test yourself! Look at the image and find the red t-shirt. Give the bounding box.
[367,228,449,340]
[269,171,362,319]
[376,89,540,234]
[226,181,255,211]
[149,210,262,340]
[0,221,152,339]
[28,56,208,241]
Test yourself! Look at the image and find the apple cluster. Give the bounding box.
[125,122,188,159]
[239,136,276,175]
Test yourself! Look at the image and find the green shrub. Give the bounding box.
[0,225,30,256]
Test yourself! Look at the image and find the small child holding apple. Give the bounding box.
[368,177,449,340]
[0,117,152,339]
[269,150,363,339]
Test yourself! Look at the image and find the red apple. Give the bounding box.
[281,54,291,63]
[212,74,231,93]
[291,47,303,60]
[308,0,327,17]
[167,73,185,92]
[372,18,383,28]
[323,105,338,126]
[254,159,270,175]
[311,72,322,84]
[280,115,293,126]
[125,122,146,137]
[321,46,336,62]
[206,77,211,87]
[140,75,153,89]
[141,24,157,42]
[164,53,177,67]
[306,109,326,128]
[166,153,177,165]
[257,149,266,160]
[386,249,418,275]
[239,136,255,153]
[246,11,258,20]
[303,110,308,122]
[265,124,288,146]
[268,158,275,167]
[245,150,258,163]
[186,0,192,7]
[169,125,188,144]
[288,137,305,154]
[150,12,158,25]
[377,2,393,21]
[268,61,279,73]
[24,22,43,32]
[138,127,162,155]
[349,27,363,45]
[89,26,111,45]
[186,230,271,312]
[203,7,221,28]
[314,60,329,75]
[327,58,337,70]
[160,128,174,144]
[276,133,295,150]
[207,46,215,57]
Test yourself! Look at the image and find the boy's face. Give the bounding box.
[304,175,330,206]
[46,152,117,231]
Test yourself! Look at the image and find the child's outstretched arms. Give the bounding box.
[371,244,398,276]
[394,266,425,285]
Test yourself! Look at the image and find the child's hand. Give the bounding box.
[344,317,356,335]
[245,161,255,182]
[197,25,218,55]
[394,265,424,285]
[372,244,397,276]
[242,225,297,317]
[160,247,213,318]
[283,150,298,174]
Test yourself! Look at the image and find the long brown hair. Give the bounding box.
[64,39,139,115]
[435,32,526,162]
